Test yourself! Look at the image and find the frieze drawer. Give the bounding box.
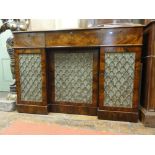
[14,33,45,48]
[45,30,101,47]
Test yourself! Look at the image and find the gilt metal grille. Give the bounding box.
[19,54,42,102]
[55,51,93,103]
[104,52,135,108]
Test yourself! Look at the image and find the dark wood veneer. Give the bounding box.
[98,47,142,122]
[98,109,138,122]
[50,104,97,116]
[15,49,48,114]
[14,27,143,48]
[47,48,99,116]
[45,28,142,46]
[16,104,48,115]
[14,26,143,122]
[14,33,45,48]
[140,21,155,127]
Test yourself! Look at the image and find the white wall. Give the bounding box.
[28,19,80,30]
[0,20,13,91]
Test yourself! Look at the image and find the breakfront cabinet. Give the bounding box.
[140,21,155,127]
[13,26,143,122]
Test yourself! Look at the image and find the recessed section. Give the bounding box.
[54,52,93,103]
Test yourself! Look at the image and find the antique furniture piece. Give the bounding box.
[140,21,155,127]
[13,25,143,122]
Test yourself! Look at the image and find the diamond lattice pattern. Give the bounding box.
[19,54,42,102]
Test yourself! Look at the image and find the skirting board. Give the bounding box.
[16,104,48,115]
[49,104,97,116]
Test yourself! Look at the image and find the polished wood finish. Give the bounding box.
[98,110,138,122]
[13,25,143,122]
[45,28,143,47]
[98,47,142,122]
[50,104,97,116]
[142,22,155,57]
[45,30,101,47]
[141,57,155,110]
[140,21,155,127]
[15,49,48,114]
[16,104,48,114]
[14,27,143,48]
[14,33,45,48]
[99,28,142,45]
[47,48,99,116]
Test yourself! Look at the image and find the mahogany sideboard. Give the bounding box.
[13,25,143,122]
[140,21,155,127]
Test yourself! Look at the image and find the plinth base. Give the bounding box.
[49,104,97,116]
[97,109,138,122]
[139,106,155,128]
[16,104,48,115]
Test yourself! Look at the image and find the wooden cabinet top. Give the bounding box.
[13,26,143,48]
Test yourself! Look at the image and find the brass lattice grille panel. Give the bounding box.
[19,54,42,102]
[104,52,135,108]
[55,52,93,103]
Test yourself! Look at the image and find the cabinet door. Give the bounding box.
[15,49,47,114]
[48,47,99,115]
[99,47,141,113]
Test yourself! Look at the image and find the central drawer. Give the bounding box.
[45,30,101,47]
